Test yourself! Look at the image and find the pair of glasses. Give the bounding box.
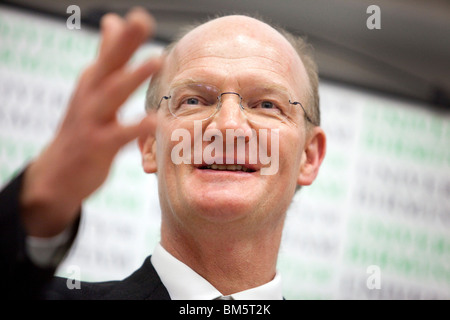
[157,83,315,127]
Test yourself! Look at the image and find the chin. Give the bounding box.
[164,164,272,224]
[186,186,261,223]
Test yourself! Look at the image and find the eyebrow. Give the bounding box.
[169,78,212,88]
[169,78,295,98]
[244,84,293,96]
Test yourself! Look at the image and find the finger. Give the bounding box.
[102,7,154,61]
[93,8,155,85]
[82,13,125,90]
[125,7,155,39]
[98,13,123,60]
[111,112,158,149]
[114,122,142,148]
[91,57,163,121]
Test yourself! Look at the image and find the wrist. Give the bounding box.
[20,159,81,238]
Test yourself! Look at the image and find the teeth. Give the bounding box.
[203,164,250,172]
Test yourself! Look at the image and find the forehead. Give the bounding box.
[163,16,309,97]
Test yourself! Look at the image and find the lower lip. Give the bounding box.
[194,167,257,177]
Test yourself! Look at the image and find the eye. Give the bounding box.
[261,101,275,109]
[184,97,200,105]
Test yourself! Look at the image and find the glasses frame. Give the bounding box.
[157,87,315,126]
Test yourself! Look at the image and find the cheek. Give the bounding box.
[279,130,304,172]
[155,124,178,181]
[155,120,194,179]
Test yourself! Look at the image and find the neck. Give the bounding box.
[160,213,285,296]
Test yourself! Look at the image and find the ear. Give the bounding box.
[138,117,158,174]
[297,126,326,186]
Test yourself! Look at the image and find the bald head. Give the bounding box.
[176,15,299,61]
[146,14,320,127]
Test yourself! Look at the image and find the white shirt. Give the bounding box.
[151,243,283,300]
[27,234,283,300]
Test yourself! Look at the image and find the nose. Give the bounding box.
[204,92,254,163]
[210,92,249,131]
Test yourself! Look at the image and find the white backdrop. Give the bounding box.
[1,6,449,299]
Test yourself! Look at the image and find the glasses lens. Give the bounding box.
[240,88,294,127]
[168,83,219,121]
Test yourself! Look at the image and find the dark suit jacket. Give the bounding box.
[44,256,170,300]
[0,169,170,300]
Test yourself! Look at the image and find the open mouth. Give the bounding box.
[198,164,257,173]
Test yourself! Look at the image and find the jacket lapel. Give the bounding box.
[102,256,171,300]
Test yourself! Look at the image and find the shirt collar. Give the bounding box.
[151,243,283,300]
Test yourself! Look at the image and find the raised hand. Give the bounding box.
[20,8,161,237]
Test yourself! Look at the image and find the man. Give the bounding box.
[0,7,326,299]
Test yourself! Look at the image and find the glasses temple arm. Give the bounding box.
[289,100,316,125]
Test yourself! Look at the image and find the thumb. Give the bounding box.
[109,111,158,155]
